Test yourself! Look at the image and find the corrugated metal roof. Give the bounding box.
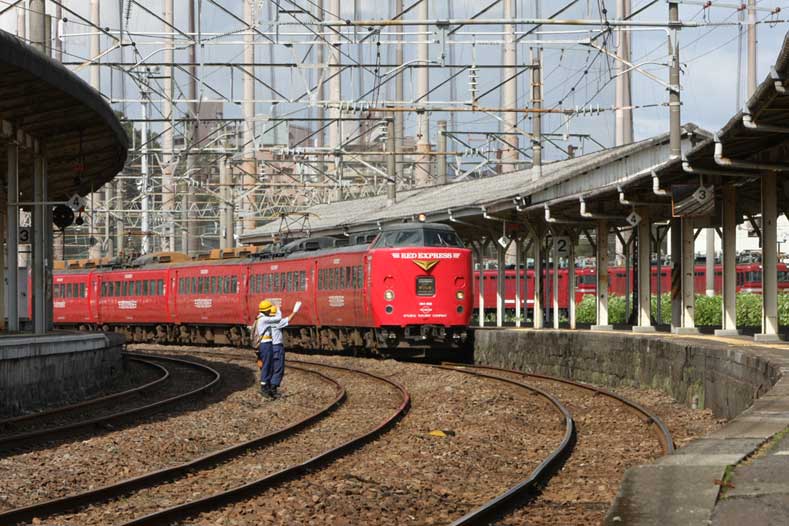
[242,128,694,241]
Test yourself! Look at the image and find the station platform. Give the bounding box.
[0,332,125,417]
[473,328,789,526]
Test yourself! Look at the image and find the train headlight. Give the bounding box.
[384,289,395,301]
[456,290,465,300]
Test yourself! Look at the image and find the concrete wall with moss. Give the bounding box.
[0,332,125,417]
[474,329,780,419]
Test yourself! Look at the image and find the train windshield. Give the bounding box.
[372,228,464,248]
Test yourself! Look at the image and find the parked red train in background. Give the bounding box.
[473,262,789,314]
[48,223,473,353]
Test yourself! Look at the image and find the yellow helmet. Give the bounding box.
[270,305,278,315]
[258,299,273,313]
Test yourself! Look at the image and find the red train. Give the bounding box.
[473,262,789,313]
[49,223,473,352]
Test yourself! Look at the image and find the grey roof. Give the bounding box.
[0,30,128,202]
[242,126,700,242]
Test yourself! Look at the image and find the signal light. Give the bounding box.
[385,290,395,301]
[418,213,427,222]
[456,290,464,300]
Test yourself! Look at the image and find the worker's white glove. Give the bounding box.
[292,301,302,314]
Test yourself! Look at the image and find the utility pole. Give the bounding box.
[437,120,447,184]
[394,0,405,188]
[386,119,397,205]
[242,0,257,236]
[162,0,175,252]
[530,47,542,176]
[88,0,102,260]
[315,0,325,178]
[501,0,519,171]
[16,2,25,40]
[414,0,431,186]
[615,0,633,146]
[185,0,198,254]
[140,85,151,254]
[329,0,342,200]
[747,0,757,97]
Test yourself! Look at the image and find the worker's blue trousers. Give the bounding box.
[258,341,273,386]
[259,342,285,387]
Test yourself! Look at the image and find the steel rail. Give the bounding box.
[0,354,220,452]
[432,365,575,526]
[113,358,410,526]
[460,364,675,455]
[0,357,169,427]
[0,364,344,526]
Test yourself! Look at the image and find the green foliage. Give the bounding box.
[695,295,722,326]
[737,293,762,327]
[476,292,789,328]
[576,294,596,324]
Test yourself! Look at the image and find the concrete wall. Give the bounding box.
[0,332,125,417]
[474,329,781,419]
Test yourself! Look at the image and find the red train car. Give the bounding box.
[51,223,472,353]
[53,272,91,325]
[473,263,789,314]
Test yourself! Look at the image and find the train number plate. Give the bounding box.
[416,276,435,296]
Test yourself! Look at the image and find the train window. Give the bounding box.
[280,272,286,292]
[209,276,216,294]
[395,230,422,246]
[327,269,333,290]
[80,283,86,298]
[779,271,789,282]
[142,280,149,296]
[190,277,196,295]
[357,266,363,289]
[231,276,238,293]
[318,269,323,290]
[373,231,399,248]
[65,285,71,298]
[121,281,127,296]
[350,267,356,289]
[157,280,164,295]
[346,267,352,288]
[137,281,143,296]
[424,229,463,248]
[300,271,306,291]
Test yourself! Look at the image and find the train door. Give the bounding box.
[352,257,364,326]
[169,269,179,323]
[89,272,100,324]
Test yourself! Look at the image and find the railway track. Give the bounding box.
[2,354,410,526]
[0,354,220,453]
[0,362,344,526]
[439,364,675,525]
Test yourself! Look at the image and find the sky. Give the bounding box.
[1,0,789,162]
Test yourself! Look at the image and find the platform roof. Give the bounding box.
[0,30,128,203]
[242,125,703,243]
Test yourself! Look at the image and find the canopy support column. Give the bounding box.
[593,220,612,330]
[757,173,780,341]
[716,185,739,336]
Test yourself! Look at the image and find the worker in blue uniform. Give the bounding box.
[251,300,301,399]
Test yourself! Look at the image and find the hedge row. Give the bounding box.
[575,293,787,327]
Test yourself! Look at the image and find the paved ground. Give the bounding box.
[604,334,789,526]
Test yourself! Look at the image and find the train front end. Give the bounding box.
[368,223,472,350]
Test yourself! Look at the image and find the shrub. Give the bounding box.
[695,295,722,326]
